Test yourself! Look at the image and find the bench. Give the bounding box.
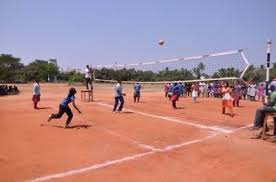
[262,113,276,139]
[81,90,93,102]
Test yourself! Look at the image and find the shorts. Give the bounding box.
[171,95,179,101]
[134,91,140,97]
[32,94,40,103]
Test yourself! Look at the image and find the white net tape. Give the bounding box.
[94,49,250,83]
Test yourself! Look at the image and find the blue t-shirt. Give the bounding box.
[173,85,180,96]
[178,83,184,92]
[134,84,141,92]
[60,95,75,107]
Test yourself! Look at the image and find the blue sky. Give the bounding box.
[0,0,275,70]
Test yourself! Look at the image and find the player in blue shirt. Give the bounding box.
[48,87,81,128]
[113,80,126,112]
[171,83,180,109]
[133,82,141,103]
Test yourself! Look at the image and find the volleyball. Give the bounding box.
[158,39,165,46]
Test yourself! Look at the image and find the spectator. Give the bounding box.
[250,85,276,138]
[32,80,41,109]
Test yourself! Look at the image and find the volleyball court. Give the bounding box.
[1,50,276,182]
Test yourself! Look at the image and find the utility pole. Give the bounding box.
[265,40,272,101]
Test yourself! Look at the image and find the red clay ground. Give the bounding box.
[1,83,276,182]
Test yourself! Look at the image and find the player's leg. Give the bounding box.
[222,100,225,114]
[137,91,140,102]
[118,96,124,112]
[33,95,38,109]
[133,92,136,102]
[48,105,65,121]
[85,78,89,89]
[113,97,119,112]
[64,106,73,127]
[172,100,176,108]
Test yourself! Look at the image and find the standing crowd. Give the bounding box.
[164,81,266,103]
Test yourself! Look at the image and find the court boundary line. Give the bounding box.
[97,102,234,133]
[28,102,252,182]
[28,123,252,182]
[95,127,158,151]
[27,132,220,182]
[45,106,158,151]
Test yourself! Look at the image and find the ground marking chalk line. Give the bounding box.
[29,102,252,182]
[44,107,157,151]
[27,133,219,182]
[97,102,234,134]
[96,127,158,151]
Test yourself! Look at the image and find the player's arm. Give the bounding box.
[72,100,82,113]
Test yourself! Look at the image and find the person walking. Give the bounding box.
[113,80,126,112]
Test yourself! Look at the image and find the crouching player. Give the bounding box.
[48,87,81,128]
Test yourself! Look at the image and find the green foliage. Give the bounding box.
[212,68,241,78]
[0,54,274,83]
[0,54,24,82]
[243,65,266,82]
[23,60,59,82]
[95,67,196,81]
[193,62,205,79]
[62,71,84,82]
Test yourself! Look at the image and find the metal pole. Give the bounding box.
[265,40,272,100]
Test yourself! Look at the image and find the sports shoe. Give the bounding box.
[48,115,52,122]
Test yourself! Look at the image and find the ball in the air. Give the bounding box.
[158,39,165,46]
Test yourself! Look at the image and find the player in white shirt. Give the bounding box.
[85,65,92,90]
[32,80,41,109]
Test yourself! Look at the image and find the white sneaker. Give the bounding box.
[48,115,52,122]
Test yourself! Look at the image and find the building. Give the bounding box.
[48,59,58,67]
[47,59,58,81]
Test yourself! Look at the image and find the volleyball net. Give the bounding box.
[93,49,250,84]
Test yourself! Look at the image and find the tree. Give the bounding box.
[0,54,24,82]
[212,67,241,78]
[23,60,59,82]
[193,63,205,79]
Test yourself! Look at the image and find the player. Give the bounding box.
[133,82,141,103]
[221,82,234,117]
[48,87,81,128]
[232,82,242,107]
[84,65,92,90]
[171,82,180,109]
[113,80,126,112]
[191,82,199,103]
[32,80,41,109]
[164,83,170,97]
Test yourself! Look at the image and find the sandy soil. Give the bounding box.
[0,83,276,182]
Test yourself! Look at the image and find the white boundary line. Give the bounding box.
[45,105,157,151]
[28,133,220,182]
[97,102,234,134]
[96,127,158,151]
[29,102,252,182]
